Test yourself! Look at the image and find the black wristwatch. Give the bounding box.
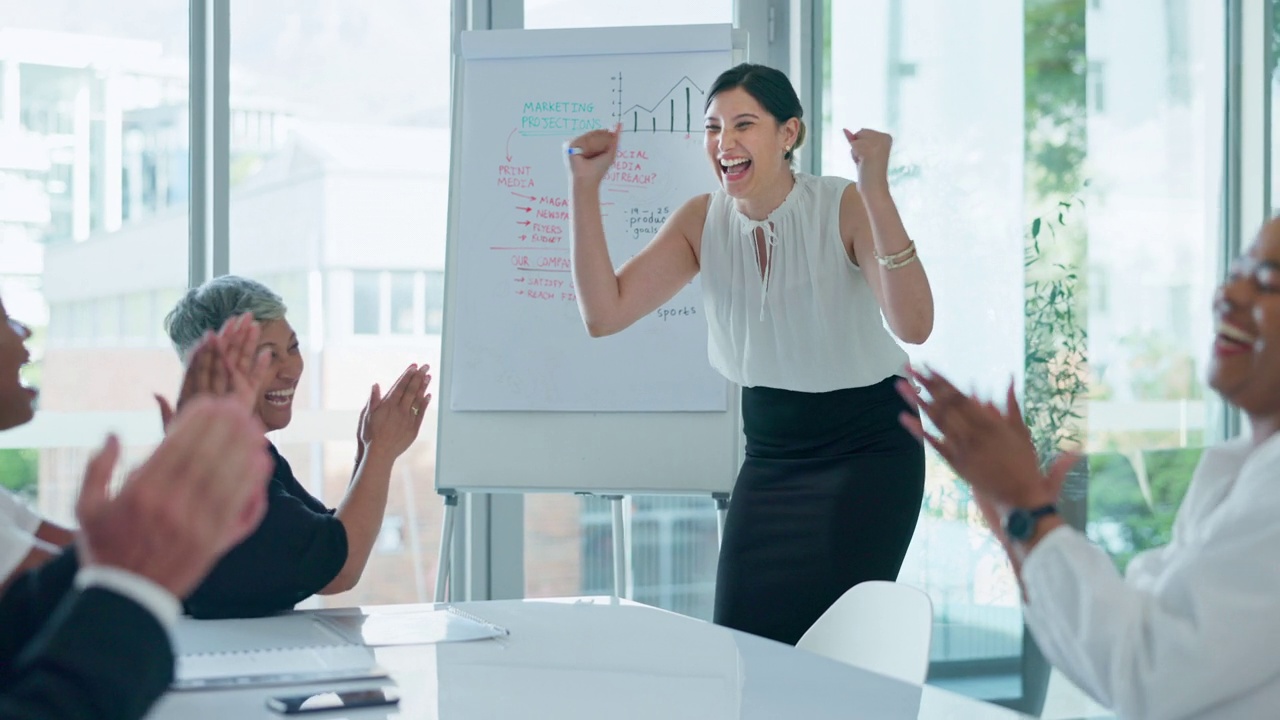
[1003,504,1058,543]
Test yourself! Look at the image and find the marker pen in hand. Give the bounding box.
[565,146,585,156]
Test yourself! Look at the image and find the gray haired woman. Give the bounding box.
[160,275,432,618]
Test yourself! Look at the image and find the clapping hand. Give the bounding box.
[359,363,433,462]
[155,313,272,430]
[894,366,1075,512]
[76,397,271,598]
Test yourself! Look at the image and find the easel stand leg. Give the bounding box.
[434,491,459,603]
[714,493,730,548]
[604,495,627,600]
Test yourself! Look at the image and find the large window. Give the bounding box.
[227,0,452,606]
[824,0,1029,678]
[0,6,189,523]
[822,0,1223,709]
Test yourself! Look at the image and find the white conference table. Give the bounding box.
[148,597,1037,720]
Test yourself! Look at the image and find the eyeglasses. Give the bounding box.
[5,317,31,339]
[1227,256,1280,294]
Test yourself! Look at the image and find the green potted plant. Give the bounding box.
[1006,191,1091,716]
[1022,193,1090,529]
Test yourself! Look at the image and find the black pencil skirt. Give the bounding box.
[712,377,926,646]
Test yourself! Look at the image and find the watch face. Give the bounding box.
[1006,510,1031,541]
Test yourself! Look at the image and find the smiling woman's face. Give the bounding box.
[703,86,797,201]
[253,318,303,431]
[0,296,37,431]
[1208,219,1280,419]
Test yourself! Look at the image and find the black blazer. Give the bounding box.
[183,443,348,619]
[0,549,173,720]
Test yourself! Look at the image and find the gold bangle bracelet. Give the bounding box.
[883,251,919,270]
[874,240,916,265]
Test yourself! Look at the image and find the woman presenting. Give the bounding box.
[565,63,934,645]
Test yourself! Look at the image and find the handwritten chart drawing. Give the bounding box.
[613,73,706,134]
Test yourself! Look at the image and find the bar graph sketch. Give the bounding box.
[612,73,706,134]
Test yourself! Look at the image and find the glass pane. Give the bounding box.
[424,271,444,334]
[1081,0,1223,575]
[0,7,189,523]
[229,1,450,606]
[824,0,1027,673]
[121,292,152,344]
[629,496,719,617]
[521,1,734,620]
[390,271,415,335]
[822,0,1224,703]
[353,271,380,336]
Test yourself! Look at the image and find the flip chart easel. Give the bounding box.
[434,24,749,602]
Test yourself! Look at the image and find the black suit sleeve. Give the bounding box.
[0,548,79,663]
[0,586,173,720]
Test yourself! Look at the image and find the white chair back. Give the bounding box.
[796,580,933,684]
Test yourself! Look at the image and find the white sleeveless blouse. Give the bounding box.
[700,172,909,392]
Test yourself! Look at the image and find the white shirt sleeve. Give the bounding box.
[1021,511,1280,720]
[0,489,41,536]
[0,523,35,582]
[74,566,181,632]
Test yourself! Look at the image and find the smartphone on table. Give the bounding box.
[265,687,400,714]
